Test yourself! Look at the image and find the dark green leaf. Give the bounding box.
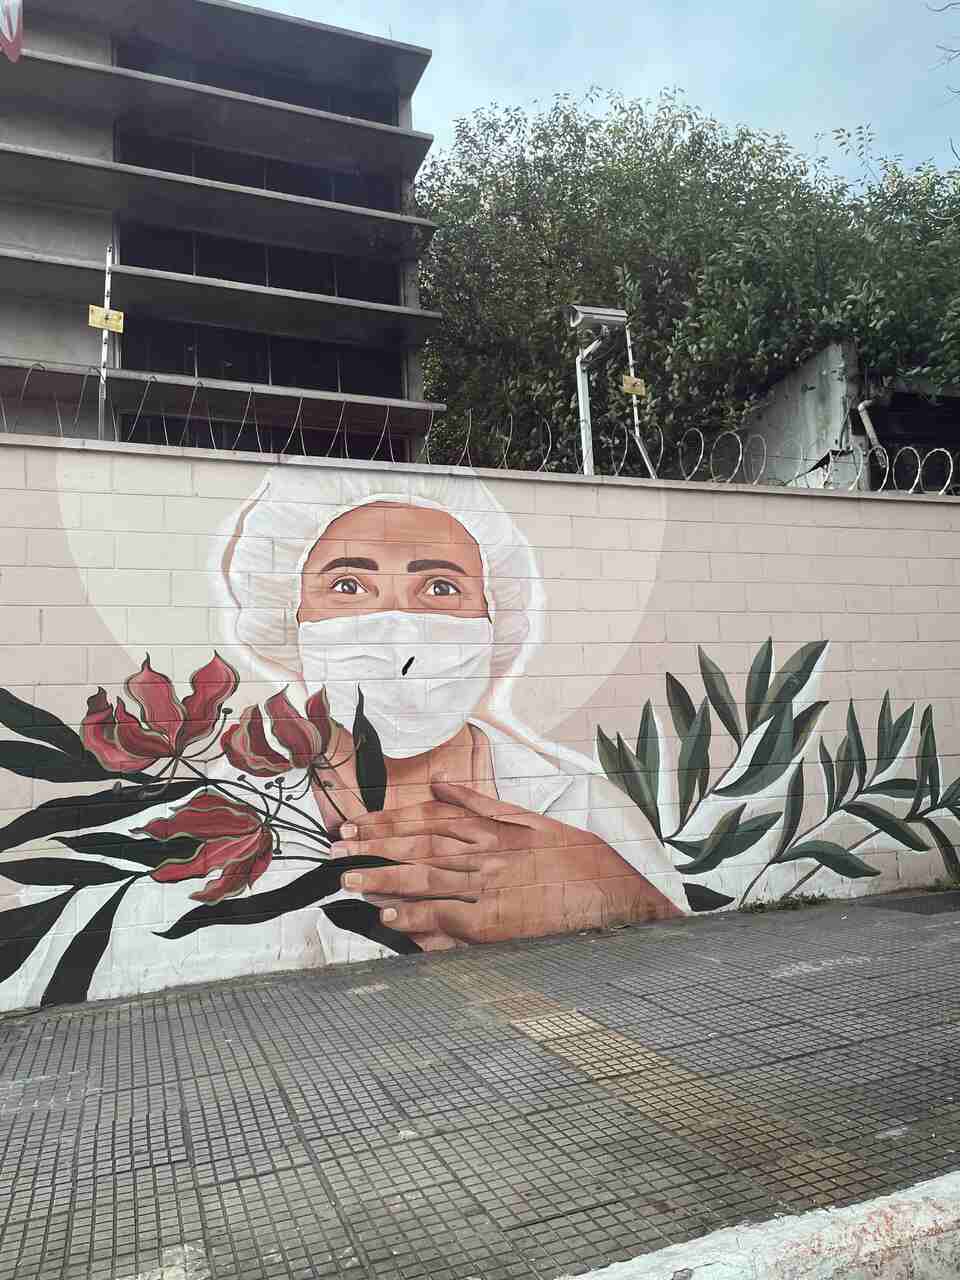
[922,819,960,880]
[56,833,200,869]
[775,765,805,859]
[353,688,386,813]
[683,883,735,913]
[715,701,794,798]
[0,742,116,784]
[844,802,929,852]
[921,707,941,808]
[698,647,742,747]
[0,889,76,984]
[876,691,893,771]
[745,638,773,732]
[820,739,837,815]
[677,699,711,825]
[157,856,395,940]
[863,779,918,800]
[0,686,86,757]
[0,779,202,855]
[665,672,696,740]
[846,702,867,792]
[780,839,880,878]
[671,805,780,875]
[792,701,827,755]
[323,900,422,954]
[886,706,915,772]
[758,641,828,725]
[0,859,135,887]
[835,736,854,806]
[597,729,662,840]
[636,700,660,787]
[41,879,136,1007]
[940,776,960,810]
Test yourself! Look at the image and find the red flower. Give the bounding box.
[222,688,331,775]
[141,791,273,903]
[83,654,238,772]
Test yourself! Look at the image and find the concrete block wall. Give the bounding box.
[0,434,957,1011]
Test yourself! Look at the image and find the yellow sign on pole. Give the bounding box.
[622,373,646,398]
[89,304,124,334]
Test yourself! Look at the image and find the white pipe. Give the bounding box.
[575,337,602,477]
[857,398,881,451]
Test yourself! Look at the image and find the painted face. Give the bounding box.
[298,502,488,623]
[296,502,495,758]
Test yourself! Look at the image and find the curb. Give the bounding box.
[563,1172,960,1280]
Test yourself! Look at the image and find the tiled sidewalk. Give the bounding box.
[2,894,960,1280]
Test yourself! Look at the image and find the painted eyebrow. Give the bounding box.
[316,556,379,573]
[407,559,469,574]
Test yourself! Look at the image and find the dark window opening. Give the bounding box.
[195,233,267,286]
[122,415,409,460]
[122,318,195,377]
[115,131,398,212]
[116,38,398,125]
[118,223,399,305]
[122,317,404,401]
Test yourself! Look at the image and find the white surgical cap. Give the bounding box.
[217,466,543,690]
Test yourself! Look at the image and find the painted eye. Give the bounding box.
[427,579,460,597]
[331,577,366,595]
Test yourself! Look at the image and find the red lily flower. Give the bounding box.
[141,791,273,903]
[83,654,238,772]
[223,688,332,774]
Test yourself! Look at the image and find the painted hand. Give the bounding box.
[331,781,680,951]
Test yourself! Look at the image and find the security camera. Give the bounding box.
[568,304,628,334]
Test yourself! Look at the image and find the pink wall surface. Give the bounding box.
[1,436,957,1010]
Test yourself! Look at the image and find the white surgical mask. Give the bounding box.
[298,610,494,759]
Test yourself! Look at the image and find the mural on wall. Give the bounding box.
[0,466,957,1007]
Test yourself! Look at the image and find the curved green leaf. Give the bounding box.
[353,688,386,813]
[0,859,135,887]
[847,702,867,791]
[876,691,893,771]
[715,700,794,798]
[0,742,116,784]
[56,832,201,869]
[672,805,780,875]
[41,879,136,1007]
[745,639,773,732]
[775,764,805,859]
[677,699,711,825]
[835,735,854,806]
[758,640,828,725]
[819,739,837,816]
[781,839,880,878]
[939,776,960,811]
[598,729,662,840]
[922,818,960,881]
[157,855,395,940]
[0,687,86,757]
[698,648,742,747]
[844,801,929,852]
[636,700,661,789]
[920,707,941,809]
[666,672,696,741]
[793,701,827,755]
[887,707,915,772]
[0,888,77,984]
[863,779,918,800]
[683,883,735,912]
[0,779,203,855]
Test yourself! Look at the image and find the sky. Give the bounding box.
[245,0,960,178]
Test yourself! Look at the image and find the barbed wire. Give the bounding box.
[1,358,959,497]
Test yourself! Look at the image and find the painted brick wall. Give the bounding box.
[1,436,957,1011]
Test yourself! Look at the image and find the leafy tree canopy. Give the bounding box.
[415,92,960,472]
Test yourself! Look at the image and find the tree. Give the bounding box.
[416,92,960,473]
